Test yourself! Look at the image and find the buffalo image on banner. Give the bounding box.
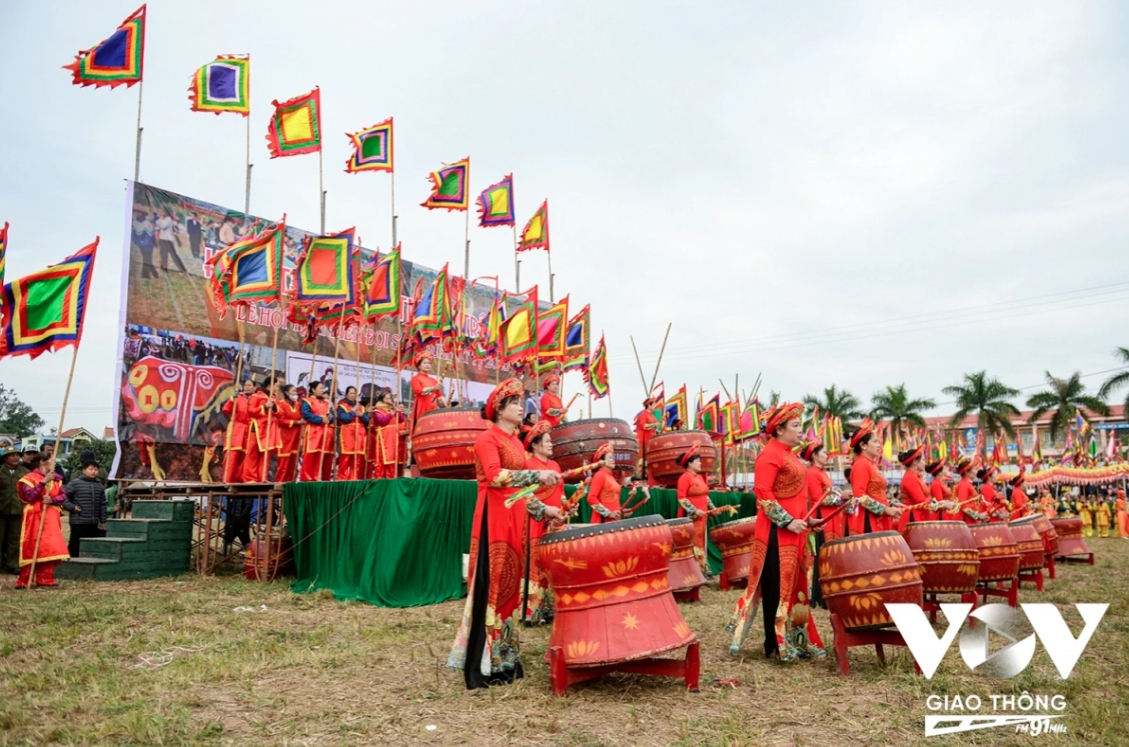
[112,182,510,482]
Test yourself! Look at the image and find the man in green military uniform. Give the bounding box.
[0,447,29,574]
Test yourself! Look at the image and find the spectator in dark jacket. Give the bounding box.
[0,447,27,573]
[62,451,107,557]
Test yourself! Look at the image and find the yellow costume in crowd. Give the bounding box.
[1096,501,1111,538]
[1078,500,1093,537]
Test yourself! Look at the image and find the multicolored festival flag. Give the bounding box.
[697,393,720,433]
[206,220,286,309]
[501,286,538,363]
[295,228,355,305]
[536,296,569,361]
[584,334,609,399]
[664,386,688,429]
[64,5,146,89]
[345,118,393,173]
[476,175,515,227]
[364,245,401,321]
[188,54,250,116]
[562,304,590,372]
[517,199,549,252]
[412,264,452,339]
[266,88,322,158]
[421,158,470,211]
[1,238,98,360]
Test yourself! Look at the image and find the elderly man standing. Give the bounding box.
[0,447,28,574]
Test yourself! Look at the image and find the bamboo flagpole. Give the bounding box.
[648,323,672,394]
[28,346,80,588]
[513,224,520,292]
[222,321,248,483]
[629,336,649,394]
[319,145,326,233]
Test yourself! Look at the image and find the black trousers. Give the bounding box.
[68,524,105,557]
[811,533,826,608]
[158,239,187,272]
[223,498,253,546]
[761,525,782,657]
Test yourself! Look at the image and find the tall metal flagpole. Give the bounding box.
[319,147,326,233]
[133,80,144,182]
[547,248,554,303]
[513,224,520,292]
[391,172,398,246]
[244,113,252,216]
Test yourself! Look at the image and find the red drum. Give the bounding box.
[968,524,1021,583]
[1009,518,1047,573]
[901,521,979,594]
[818,531,923,631]
[646,431,718,488]
[1031,514,1059,557]
[412,408,491,480]
[538,515,696,666]
[550,419,638,484]
[709,517,757,589]
[1050,517,1092,558]
[665,518,708,594]
[243,534,293,582]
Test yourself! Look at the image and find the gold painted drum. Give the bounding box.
[709,517,757,589]
[538,515,696,667]
[412,408,490,480]
[1008,518,1047,573]
[1050,517,1092,558]
[665,518,708,594]
[646,431,719,488]
[968,524,1021,583]
[901,521,979,594]
[550,419,638,484]
[818,531,923,632]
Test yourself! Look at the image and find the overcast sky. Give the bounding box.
[3,2,1129,434]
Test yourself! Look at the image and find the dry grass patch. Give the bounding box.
[1,539,1127,746]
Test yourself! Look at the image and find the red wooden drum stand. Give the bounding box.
[411,408,490,480]
[1050,517,1095,565]
[709,517,757,590]
[538,516,700,696]
[666,518,708,602]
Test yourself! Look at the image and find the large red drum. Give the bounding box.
[1050,517,1092,558]
[665,518,708,595]
[550,419,638,484]
[968,524,1020,583]
[709,517,757,589]
[901,521,979,594]
[538,515,696,666]
[646,431,718,488]
[1008,518,1047,573]
[1031,514,1059,557]
[412,408,491,480]
[819,531,923,631]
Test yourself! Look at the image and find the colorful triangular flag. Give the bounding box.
[476,174,515,227]
[421,158,470,211]
[345,117,394,173]
[266,88,322,158]
[517,199,549,251]
[64,5,146,89]
[188,54,250,116]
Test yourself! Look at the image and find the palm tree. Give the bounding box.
[869,384,936,449]
[1026,371,1109,442]
[802,385,865,421]
[1098,347,1129,417]
[941,371,1021,442]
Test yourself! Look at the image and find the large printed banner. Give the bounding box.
[112,182,507,481]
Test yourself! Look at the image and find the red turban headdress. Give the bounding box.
[484,378,524,422]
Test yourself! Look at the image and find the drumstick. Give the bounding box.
[622,493,651,517]
[563,392,580,412]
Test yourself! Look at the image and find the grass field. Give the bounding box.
[2,537,1127,747]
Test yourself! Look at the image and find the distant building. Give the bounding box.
[921,405,1128,461]
[21,427,100,456]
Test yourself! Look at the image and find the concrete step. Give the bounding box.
[131,500,196,523]
[54,557,117,580]
[55,557,189,582]
[106,518,192,541]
